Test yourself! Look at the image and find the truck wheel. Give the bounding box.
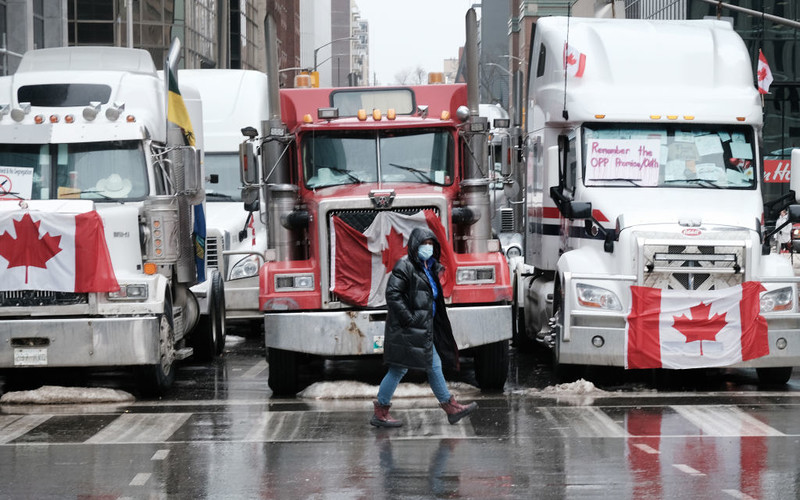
[193,272,226,361]
[474,340,508,391]
[756,367,793,385]
[136,295,176,397]
[512,305,535,353]
[268,347,299,396]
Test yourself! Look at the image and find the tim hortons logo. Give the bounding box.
[763,160,791,183]
[682,228,702,237]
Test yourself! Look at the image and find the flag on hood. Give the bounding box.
[625,282,768,369]
[330,210,454,307]
[757,49,773,95]
[167,67,195,146]
[0,210,119,293]
[563,42,586,78]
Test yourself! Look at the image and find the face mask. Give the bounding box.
[418,244,434,261]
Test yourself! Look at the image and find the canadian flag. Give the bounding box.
[563,42,586,78]
[757,49,773,95]
[330,210,454,307]
[625,282,769,369]
[0,210,119,293]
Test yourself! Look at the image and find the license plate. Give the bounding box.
[14,348,48,366]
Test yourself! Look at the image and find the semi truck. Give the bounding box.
[514,16,800,384]
[180,69,269,328]
[0,45,224,395]
[242,10,512,395]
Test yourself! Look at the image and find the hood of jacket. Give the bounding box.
[407,226,441,268]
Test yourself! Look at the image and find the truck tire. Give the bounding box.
[756,366,793,385]
[136,293,176,397]
[268,347,299,396]
[474,340,508,391]
[552,276,584,383]
[192,272,225,361]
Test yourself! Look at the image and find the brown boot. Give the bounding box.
[440,396,478,424]
[370,400,403,428]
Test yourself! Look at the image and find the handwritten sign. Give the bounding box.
[585,139,661,186]
[0,166,33,199]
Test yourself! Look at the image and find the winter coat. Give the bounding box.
[383,226,459,372]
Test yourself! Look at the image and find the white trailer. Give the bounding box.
[516,17,800,384]
[0,46,224,395]
[179,69,269,326]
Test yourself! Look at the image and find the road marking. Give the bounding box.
[540,407,628,438]
[722,489,756,500]
[129,473,151,486]
[632,443,660,454]
[0,415,51,444]
[151,449,170,460]
[673,463,705,476]
[85,413,191,444]
[241,360,268,379]
[671,405,784,436]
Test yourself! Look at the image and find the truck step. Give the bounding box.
[174,347,193,361]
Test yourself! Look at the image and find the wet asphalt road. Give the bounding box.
[1,331,800,499]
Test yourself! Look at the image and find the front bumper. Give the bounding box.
[223,276,260,320]
[0,316,160,368]
[265,304,512,356]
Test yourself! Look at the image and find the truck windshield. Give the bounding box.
[582,124,757,189]
[204,152,242,201]
[0,141,148,201]
[302,128,454,188]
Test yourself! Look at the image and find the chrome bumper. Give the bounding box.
[265,304,512,356]
[0,316,160,368]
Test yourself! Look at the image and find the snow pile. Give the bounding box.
[298,380,480,400]
[0,386,135,405]
[538,379,605,395]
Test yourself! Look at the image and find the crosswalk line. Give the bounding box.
[671,405,784,437]
[540,407,628,438]
[84,413,191,444]
[0,415,51,444]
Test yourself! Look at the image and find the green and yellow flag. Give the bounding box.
[167,67,195,146]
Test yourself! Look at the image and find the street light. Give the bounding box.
[314,37,359,72]
[484,62,512,76]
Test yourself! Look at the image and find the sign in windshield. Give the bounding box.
[583,124,756,189]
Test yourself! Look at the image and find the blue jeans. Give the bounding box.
[377,345,451,405]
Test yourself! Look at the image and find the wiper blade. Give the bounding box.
[205,192,236,201]
[388,163,442,185]
[663,178,721,189]
[316,164,363,184]
[59,189,122,201]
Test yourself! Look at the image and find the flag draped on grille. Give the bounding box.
[330,210,454,307]
[625,282,768,369]
[0,210,119,293]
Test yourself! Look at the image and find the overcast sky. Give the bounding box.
[355,0,478,85]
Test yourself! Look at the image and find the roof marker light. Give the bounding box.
[387,108,396,120]
[594,114,605,119]
[11,102,31,122]
[49,114,59,123]
[440,110,450,120]
[126,114,136,123]
[372,109,382,120]
[649,114,661,120]
[303,113,313,124]
[34,114,44,124]
[736,116,746,121]
[64,114,75,123]
[105,102,125,121]
[83,101,101,121]
[684,115,695,120]
[667,115,678,120]
[357,109,367,121]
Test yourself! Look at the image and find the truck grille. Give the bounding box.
[0,290,89,307]
[206,235,221,271]
[642,243,745,291]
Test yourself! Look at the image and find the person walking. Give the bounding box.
[370,227,478,428]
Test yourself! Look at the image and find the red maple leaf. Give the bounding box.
[566,53,578,66]
[672,302,727,356]
[381,227,407,272]
[0,213,62,283]
[758,67,768,82]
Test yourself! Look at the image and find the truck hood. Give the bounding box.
[587,188,763,232]
[205,201,265,252]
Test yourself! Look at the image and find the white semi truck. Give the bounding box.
[0,45,224,395]
[515,17,800,384]
[180,69,269,327]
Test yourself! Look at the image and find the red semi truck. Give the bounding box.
[241,9,512,395]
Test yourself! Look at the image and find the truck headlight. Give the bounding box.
[505,245,522,259]
[456,266,496,284]
[576,283,622,310]
[229,255,261,280]
[760,287,793,312]
[274,274,315,291]
[108,284,149,301]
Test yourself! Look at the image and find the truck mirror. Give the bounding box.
[242,185,259,211]
[500,135,512,177]
[240,141,258,186]
[567,201,592,220]
[788,204,800,223]
[208,174,219,184]
[791,149,800,203]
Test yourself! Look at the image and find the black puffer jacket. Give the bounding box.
[383,227,459,372]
